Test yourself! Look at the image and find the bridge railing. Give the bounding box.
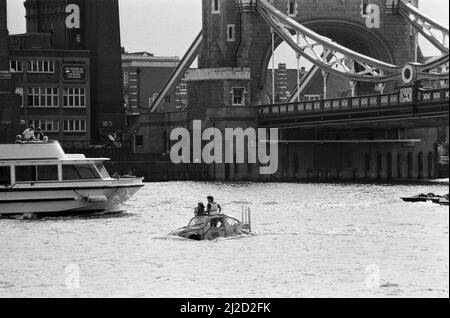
[417,87,450,104]
[258,87,449,118]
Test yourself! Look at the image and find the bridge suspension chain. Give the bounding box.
[256,0,449,84]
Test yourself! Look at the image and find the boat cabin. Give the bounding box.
[0,142,111,187]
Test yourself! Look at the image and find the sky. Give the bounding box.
[5,0,450,68]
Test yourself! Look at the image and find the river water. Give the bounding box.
[0,182,448,298]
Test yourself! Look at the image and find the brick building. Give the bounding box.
[9,33,91,148]
[22,0,125,144]
[122,52,190,115]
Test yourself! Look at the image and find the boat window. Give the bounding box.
[0,166,11,185]
[95,162,110,179]
[37,165,58,181]
[16,166,37,182]
[62,164,101,180]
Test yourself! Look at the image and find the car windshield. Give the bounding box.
[189,217,210,227]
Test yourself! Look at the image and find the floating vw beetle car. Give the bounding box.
[169,208,252,241]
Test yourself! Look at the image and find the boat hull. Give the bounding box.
[0,182,143,216]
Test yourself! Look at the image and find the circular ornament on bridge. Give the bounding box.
[402,64,417,84]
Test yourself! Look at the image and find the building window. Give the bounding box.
[232,87,246,106]
[124,72,129,85]
[212,0,220,14]
[177,101,188,110]
[27,60,55,73]
[165,96,171,103]
[63,88,86,107]
[63,120,87,133]
[287,0,297,17]
[135,135,144,148]
[179,83,187,94]
[10,60,23,72]
[227,24,236,42]
[386,0,399,14]
[15,88,24,107]
[28,120,60,133]
[27,88,59,107]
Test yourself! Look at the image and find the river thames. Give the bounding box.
[0,182,448,298]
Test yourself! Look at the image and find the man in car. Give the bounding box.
[206,196,222,216]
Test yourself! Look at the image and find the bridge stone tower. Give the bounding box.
[186,0,446,182]
[190,0,418,109]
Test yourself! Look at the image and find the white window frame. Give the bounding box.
[63,88,86,108]
[212,0,221,14]
[124,72,129,85]
[304,94,321,101]
[28,119,60,133]
[63,120,87,133]
[231,87,246,106]
[179,83,187,94]
[10,60,23,73]
[27,87,59,107]
[27,60,55,74]
[287,0,298,17]
[227,24,236,42]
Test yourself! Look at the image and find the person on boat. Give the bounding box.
[34,127,45,141]
[22,125,36,142]
[194,202,206,216]
[15,135,25,144]
[206,196,222,216]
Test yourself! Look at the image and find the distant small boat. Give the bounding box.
[401,193,449,205]
[436,194,449,206]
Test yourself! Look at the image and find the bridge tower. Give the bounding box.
[185,0,447,181]
[192,0,418,108]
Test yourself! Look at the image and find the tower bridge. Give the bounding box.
[127,0,449,182]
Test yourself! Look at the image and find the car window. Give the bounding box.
[212,218,223,228]
[225,218,239,227]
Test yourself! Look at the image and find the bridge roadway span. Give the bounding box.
[258,87,449,129]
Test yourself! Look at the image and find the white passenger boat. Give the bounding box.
[0,141,144,216]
